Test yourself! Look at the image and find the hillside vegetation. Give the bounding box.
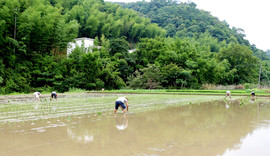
[1,0,270,94]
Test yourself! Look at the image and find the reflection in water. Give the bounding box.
[1,98,270,156]
[223,125,270,156]
[67,126,94,144]
[225,100,231,109]
[115,114,128,130]
[250,96,256,103]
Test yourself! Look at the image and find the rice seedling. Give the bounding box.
[0,93,241,123]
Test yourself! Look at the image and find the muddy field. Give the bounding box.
[0,93,227,123]
[0,95,270,156]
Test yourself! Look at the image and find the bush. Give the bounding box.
[66,87,87,93]
[235,84,244,89]
[202,84,246,90]
[261,89,270,93]
[244,83,251,89]
[0,87,5,95]
[244,83,257,89]
[31,85,54,94]
[201,84,215,90]
[245,89,261,94]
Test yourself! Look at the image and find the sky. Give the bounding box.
[105,0,270,51]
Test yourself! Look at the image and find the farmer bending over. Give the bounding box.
[250,92,256,102]
[114,97,129,113]
[225,91,231,99]
[51,91,57,100]
[33,92,41,101]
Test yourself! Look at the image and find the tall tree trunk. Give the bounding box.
[258,63,262,89]
[14,9,17,55]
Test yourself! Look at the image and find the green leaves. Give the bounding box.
[218,44,259,84]
[109,37,129,56]
[128,64,161,89]
[0,0,269,94]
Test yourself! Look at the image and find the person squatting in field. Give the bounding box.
[51,91,57,100]
[114,97,129,113]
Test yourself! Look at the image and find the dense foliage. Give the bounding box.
[0,0,269,94]
[122,0,249,45]
[120,0,270,87]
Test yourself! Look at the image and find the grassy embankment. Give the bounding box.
[94,89,270,96]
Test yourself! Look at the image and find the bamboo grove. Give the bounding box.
[1,0,270,94]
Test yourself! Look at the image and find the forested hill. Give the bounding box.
[121,0,267,56]
[1,0,270,94]
[0,0,166,94]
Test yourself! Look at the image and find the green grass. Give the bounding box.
[65,87,87,93]
[2,88,270,96]
[91,89,270,96]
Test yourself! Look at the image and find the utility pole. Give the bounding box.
[258,63,262,89]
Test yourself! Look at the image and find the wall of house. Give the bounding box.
[67,37,95,55]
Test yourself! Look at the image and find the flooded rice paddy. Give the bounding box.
[0,94,270,156]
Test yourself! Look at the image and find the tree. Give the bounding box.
[164,23,177,37]
[81,52,103,89]
[128,64,161,89]
[218,44,259,84]
[85,15,100,38]
[128,70,145,89]
[135,37,165,66]
[161,63,182,88]
[109,37,129,56]
[99,62,125,89]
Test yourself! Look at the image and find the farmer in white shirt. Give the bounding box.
[33,92,41,101]
[225,91,231,99]
[114,97,129,113]
[51,91,57,100]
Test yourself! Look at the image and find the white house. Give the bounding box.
[67,37,136,55]
[67,37,100,55]
[128,49,136,53]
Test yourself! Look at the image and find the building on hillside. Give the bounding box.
[128,49,136,53]
[67,37,136,56]
[67,37,100,55]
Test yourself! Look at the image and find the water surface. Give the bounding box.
[0,97,270,156]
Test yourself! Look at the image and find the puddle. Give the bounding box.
[0,97,270,156]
